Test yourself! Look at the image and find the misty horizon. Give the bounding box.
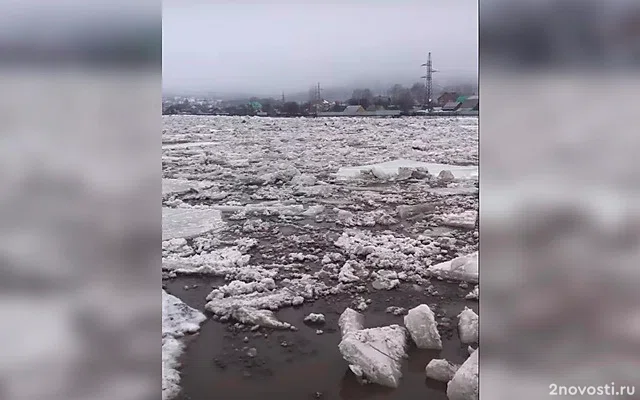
[163,1,478,97]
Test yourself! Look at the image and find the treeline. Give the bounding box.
[162,81,477,116]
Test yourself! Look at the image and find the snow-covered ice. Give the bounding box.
[447,350,479,400]
[371,270,400,290]
[338,308,365,337]
[162,207,225,240]
[229,306,292,329]
[425,359,460,382]
[338,324,408,388]
[163,290,207,338]
[162,290,206,400]
[403,304,443,349]
[428,252,479,283]
[338,262,361,283]
[336,159,477,181]
[465,285,479,300]
[163,178,213,196]
[440,210,478,230]
[162,115,479,396]
[304,313,326,324]
[458,307,479,344]
[163,141,218,149]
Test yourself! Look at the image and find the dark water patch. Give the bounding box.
[172,276,475,400]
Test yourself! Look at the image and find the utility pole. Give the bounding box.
[282,91,285,103]
[315,82,323,114]
[421,52,438,111]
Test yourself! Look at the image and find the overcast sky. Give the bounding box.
[163,1,478,96]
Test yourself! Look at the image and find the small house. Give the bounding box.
[442,101,462,112]
[343,105,366,115]
[458,95,479,111]
[437,92,459,106]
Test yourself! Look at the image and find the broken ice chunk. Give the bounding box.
[230,307,292,330]
[427,252,478,283]
[440,210,477,230]
[447,350,479,400]
[465,285,479,300]
[385,306,407,316]
[338,325,407,388]
[403,304,443,349]
[162,207,225,240]
[425,359,460,382]
[336,209,356,226]
[338,308,365,337]
[162,290,207,400]
[438,169,455,183]
[162,290,206,338]
[371,270,400,290]
[458,307,479,344]
[304,313,326,324]
[338,262,360,283]
[396,203,436,219]
[303,205,325,216]
[205,288,297,315]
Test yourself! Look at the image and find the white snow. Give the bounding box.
[458,307,479,344]
[162,290,206,400]
[447,350,479,400]
[403,304,443,349]
[338,324,408,388]
[336,159,477,181]
[162,207,225,240]
[425,359,460,382]
[427,252,479,283]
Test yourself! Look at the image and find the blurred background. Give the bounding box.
[481,0,640,398]
[0,1,160,399]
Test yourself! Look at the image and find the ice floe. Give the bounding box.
[427,252,478,283]
[404,304,443,349]
[339,323,408,388]
[162,207,225,240]
[447,350,479,400]
[304,313,326,324]
[440,210,478,230]
[338,308,365,337]
[229,306,293,329]
[336,159,477,181]
[458,307,479,344]
[425,359,460,382]
[162,290,206,400]
[163,178,213,196]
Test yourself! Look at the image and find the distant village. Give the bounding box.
[163,83,478,118]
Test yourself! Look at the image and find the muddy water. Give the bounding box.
[166,277,478,400]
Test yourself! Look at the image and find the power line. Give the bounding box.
[420,52,438,111]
